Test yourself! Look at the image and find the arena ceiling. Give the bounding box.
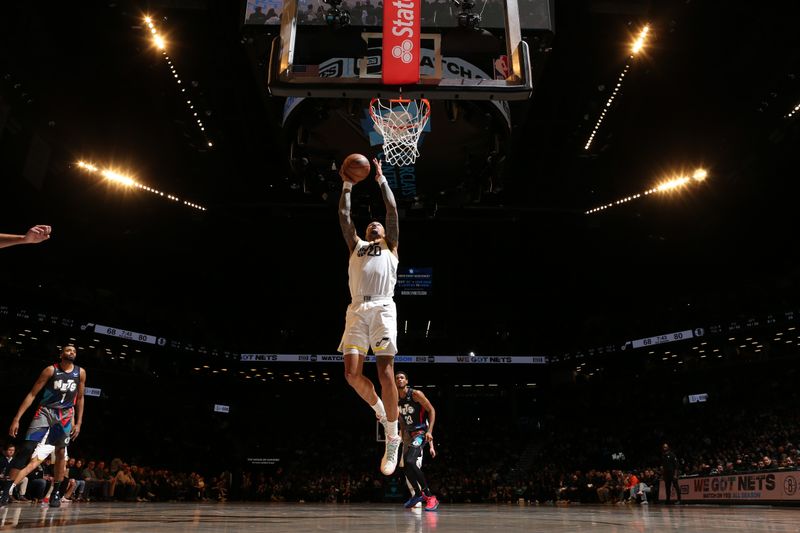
[0,0,798,353]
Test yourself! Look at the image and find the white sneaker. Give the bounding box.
[381,435,402,475]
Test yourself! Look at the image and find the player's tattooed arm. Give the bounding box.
[374,158,399,253]
[339,169,357,254]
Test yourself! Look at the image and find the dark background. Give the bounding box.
[1,0,799,474]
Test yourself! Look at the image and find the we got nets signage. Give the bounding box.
[664,471,800,503]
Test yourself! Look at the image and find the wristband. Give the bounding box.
[377,175,388,186]
[342,181,353,191]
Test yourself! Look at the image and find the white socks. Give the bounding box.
[371,398,398,438]
[371,398,386,420]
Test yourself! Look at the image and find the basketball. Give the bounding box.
[341,153,371,183]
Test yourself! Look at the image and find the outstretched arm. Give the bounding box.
[373,159,398,254]
[338,169,358,254]
[9,366,54,437]
[0,225,51,249]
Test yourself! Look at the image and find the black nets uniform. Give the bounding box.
[25,364,81,447]
[399,387,429,437]
[398,387,431,497]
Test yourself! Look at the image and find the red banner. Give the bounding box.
[382,0,420,84]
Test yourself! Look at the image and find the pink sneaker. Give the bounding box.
[424,495,439,511]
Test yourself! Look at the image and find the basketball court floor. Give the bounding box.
[1,502,798,532]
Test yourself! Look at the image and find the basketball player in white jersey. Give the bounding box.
[338,157,402,476]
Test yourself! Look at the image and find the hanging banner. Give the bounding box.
[382,0,420,84]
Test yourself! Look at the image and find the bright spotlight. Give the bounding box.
[153,35,166,50]
[655,177,690,192]
[631,24,650,55]
[586,166,708,215]
[101,169,135,187]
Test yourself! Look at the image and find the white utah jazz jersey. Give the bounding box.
[348,238,398,299]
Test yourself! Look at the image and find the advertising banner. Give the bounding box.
[662,471,800,503]
[382,0,421,84]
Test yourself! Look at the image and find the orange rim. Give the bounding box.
[369,98,431,130]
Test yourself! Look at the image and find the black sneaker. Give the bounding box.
[49,493,62,508]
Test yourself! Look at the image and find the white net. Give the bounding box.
[369,98,431,167]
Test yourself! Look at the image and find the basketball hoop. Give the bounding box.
[369,97,431,166]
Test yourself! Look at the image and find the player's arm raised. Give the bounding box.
[374,158,398,255]
[338,168,358,254]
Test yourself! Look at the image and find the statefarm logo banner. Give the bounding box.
[382,0,420,84]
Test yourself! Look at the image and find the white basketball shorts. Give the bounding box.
[338,298,398,356]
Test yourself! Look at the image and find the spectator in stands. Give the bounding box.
[129,465,150,502]
[264,8,280,23]
[26,458,51,503]
[629,471,651,504]
[112,463,138,501]
[246,6,268,24]
[0,444,27,502]
[597,472,617,503]
[64,458,85,501]
[365,1,377,25]
[299,4,315,23]
[622,472,639,503]
[93,460,112,501]
[0,444,12,477]
[210,472,229,502]
[638,469,656,504]
[82,460,99,501]
[110,457,123,478]
[190,472,208,501]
